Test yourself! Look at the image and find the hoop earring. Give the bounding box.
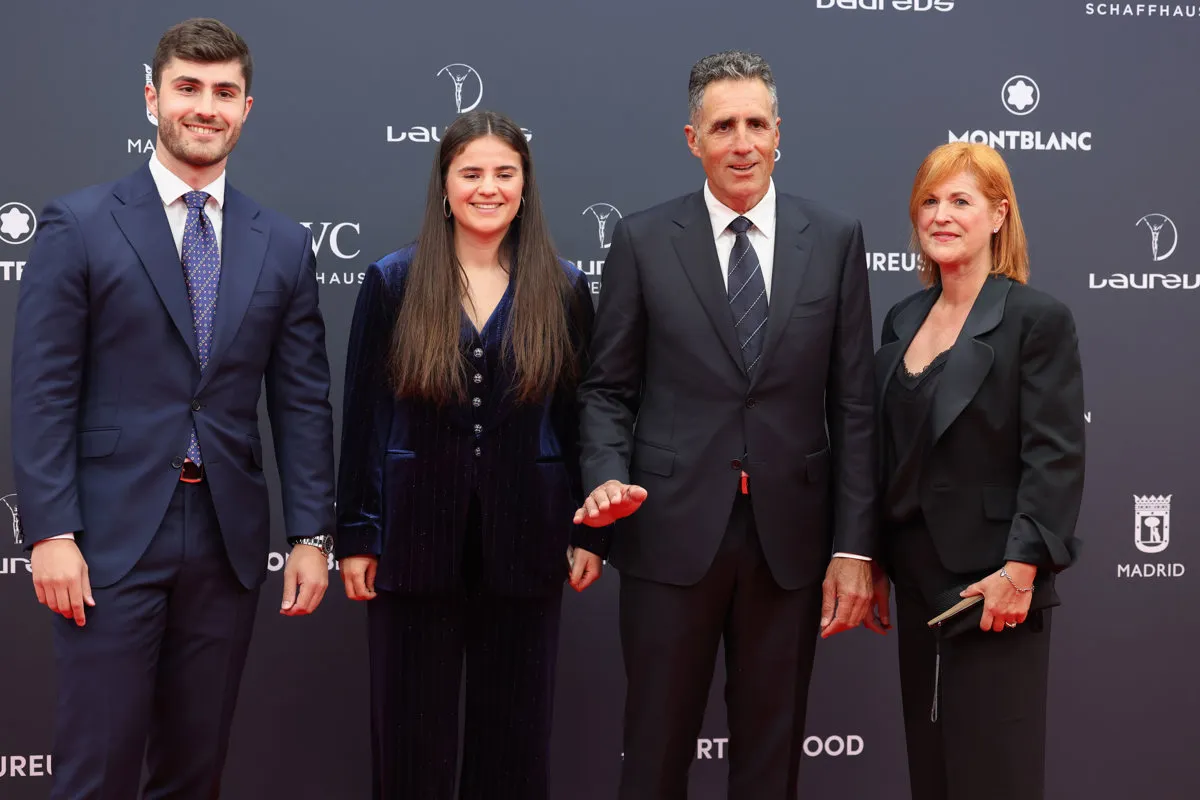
[515,197,524,219]
[443,197,452,219]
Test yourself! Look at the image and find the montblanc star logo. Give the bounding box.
[0,203,36,245]
[1001,75,1040,116]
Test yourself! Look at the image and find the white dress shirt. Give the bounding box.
[701,180,869,564]
[147,151,226,258]
[703,179,776,299]
[43,155,227,545]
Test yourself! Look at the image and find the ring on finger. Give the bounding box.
[1005,621,1016,628]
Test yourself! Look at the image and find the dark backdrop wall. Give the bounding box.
[2,1,1196,797]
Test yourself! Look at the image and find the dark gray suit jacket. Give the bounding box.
[578,189,878,590]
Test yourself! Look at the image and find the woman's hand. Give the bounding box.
[961,561,1036,632]
[341,555,378,601]
[567,546,603,592]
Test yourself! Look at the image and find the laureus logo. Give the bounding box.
[143,64,158,126]
[582,204,622,250]
[437,63,483,114]
[1,494,18,545]
[1136,213,1178,262]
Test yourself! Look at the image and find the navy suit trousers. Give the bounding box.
[50,481,260,800]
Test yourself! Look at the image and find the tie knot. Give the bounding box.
[183,191,210,210]
[728,216,753,235]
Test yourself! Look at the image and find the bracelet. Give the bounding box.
[1000,567,1034,593]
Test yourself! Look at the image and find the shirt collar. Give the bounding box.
[703,178,776,241]
[148,152,226,210]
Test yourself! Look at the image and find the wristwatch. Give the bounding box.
[289,534,334,557]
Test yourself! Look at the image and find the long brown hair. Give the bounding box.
[389,110,575,405]
[908,142,1029,287]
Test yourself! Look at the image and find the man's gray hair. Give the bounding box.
[688,50,778,127]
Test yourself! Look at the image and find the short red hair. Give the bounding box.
[909,142,1029,287]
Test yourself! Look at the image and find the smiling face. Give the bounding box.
[684,78,780,214]
[916,170,1008,277]
[444,135,525,241]
[146,57,251,175]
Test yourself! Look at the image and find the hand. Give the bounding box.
[819,557,873,638]
[572,480,647,528]
[567,546,603,592]
[341,555,378,601]
[280,544,330,616]
[961,561,1036,632]
[862,562,891,635]
[31,538,94,627]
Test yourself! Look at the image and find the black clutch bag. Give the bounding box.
[926,570,1057,638]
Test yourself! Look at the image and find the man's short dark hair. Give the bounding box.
[152,18,253,94]
[688,50,778,127]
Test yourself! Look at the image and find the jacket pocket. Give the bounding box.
[982,485,1016,521]
[78,427,121,458]
[249,290,284,307]
[805,447,831,483]
[633,440,675,477]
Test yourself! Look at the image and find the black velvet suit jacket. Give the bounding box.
[875,276,1086,582]
[578,190,878,590]
[335,247,606,597]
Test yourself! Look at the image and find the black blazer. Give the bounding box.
[875,276,1085,578]
[335,247,606,597]
[579,190,878,590]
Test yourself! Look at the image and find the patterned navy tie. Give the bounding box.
[727,215,768,373]
[181,190,221,464]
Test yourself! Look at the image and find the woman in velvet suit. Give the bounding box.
[875,143,1085,800]
[336,110,608,800]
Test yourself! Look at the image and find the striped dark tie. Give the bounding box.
[727,216,767,373]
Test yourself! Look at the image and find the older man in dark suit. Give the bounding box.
[576,50,883,799]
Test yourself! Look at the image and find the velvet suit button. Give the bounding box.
[171,457,184,469]
[730,459,742,470]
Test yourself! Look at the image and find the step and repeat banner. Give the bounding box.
[1,1,1196,797]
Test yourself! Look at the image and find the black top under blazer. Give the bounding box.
[335,246,607,597]
[875,276,1086,582]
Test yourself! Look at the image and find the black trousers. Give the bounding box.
[50,480,260,800]
[367,498,563,800]
[618,493,825,800]
[889,520,1053,800]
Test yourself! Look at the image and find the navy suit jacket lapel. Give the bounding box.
[111,164,200,363]
[198,185,268,391]
[670,192,744,374]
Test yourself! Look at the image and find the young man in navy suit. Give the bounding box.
[11,18,335,799]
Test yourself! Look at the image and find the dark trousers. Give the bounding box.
[50,481,260,800]
[618,493,824,800]
[889,521,1053,800]
[367,500,563,800]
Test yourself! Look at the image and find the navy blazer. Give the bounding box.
[336,247,607,597]
[875,277,1085,579]
[11,164,336,589]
